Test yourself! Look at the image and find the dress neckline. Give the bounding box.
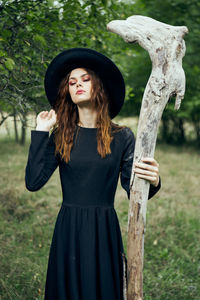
[77,124,97,130]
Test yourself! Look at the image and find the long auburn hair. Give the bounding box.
[51,67,126,164]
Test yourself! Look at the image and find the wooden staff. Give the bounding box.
[107,15,188,300]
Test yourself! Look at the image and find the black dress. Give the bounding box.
[25,125,160,300]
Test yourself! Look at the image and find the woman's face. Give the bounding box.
[68,68,92,105]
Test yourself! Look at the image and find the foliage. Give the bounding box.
[0,0,130,112]
[0,0,200,144]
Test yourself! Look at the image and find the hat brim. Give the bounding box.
[44,48,125,119]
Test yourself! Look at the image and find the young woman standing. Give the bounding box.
[25,48,160,300]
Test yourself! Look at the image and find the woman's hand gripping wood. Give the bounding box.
[133,157,159,187]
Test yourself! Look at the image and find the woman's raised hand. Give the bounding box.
[36,109,57,132]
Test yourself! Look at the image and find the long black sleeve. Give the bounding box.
[25,129,60,192]
[120,127,161,200]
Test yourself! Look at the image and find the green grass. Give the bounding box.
[0,121,200,299]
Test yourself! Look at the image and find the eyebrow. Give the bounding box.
[69,73,89,80]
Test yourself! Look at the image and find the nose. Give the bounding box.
[76,80,82,87]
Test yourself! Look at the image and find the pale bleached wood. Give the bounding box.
[107,15,188,300]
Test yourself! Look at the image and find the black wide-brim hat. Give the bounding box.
[44,48,125,119]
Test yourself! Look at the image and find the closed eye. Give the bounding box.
[68,75,90,86]
[83,76,90,81]
[69,81,76,86]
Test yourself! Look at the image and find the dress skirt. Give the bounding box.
[44,203,127,300]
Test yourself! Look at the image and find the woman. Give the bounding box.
[25,48,161,300]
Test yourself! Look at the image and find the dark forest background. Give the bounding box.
[1,0,200,145]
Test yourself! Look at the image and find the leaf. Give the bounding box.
[25,56,32,61]
[47,0,54,6]
[24,40,31,47]
[33,34,46,46]
[4,58,15,71]
[0,64,5,71]
[2,29,12,38]
[25,25,32,32]
[0,50,6,57]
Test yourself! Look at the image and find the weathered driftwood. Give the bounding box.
[107,15,188,300]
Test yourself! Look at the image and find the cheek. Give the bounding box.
[87,82,92,93]
[69,86,75,96]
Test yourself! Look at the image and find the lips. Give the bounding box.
[76,90,85,94]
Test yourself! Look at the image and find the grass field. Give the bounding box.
[0,115,200,299]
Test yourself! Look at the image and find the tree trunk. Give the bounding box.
[178,118,185,143]
[13,107,19,143]
[162,115,169,142]
[193,119,200,142]
[20,111,27,146]
[107,15,188,299]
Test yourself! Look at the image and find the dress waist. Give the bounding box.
[61,202,114,208]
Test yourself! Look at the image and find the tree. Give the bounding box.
[124,0,200,144]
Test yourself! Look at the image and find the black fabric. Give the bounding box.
[44,48,125,119]
[25,126,161,300]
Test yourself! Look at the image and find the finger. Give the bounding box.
[40,112,46,117]
[136,174,157,182]
[41,112,49,119]
[141,157,159,166]
[42,112,48,118]
[134,162,158,172]
[133,168,157,177]
[52,110,57,118]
